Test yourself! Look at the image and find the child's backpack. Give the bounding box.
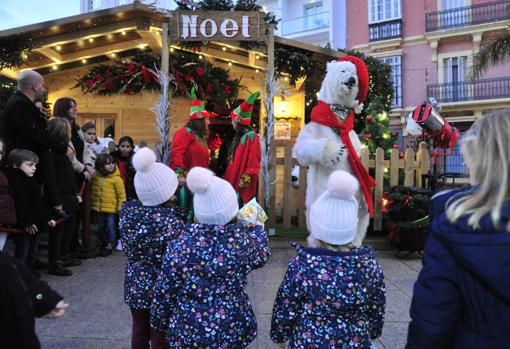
[0,172,16,226]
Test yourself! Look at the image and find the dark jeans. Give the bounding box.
[14,233,39,266]
[130,309,168,349]
[96,212,117,245]
[49,214,76,263]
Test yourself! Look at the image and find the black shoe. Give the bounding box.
[31,259,49,270]
[98,247,112,257]
[62,258,82,267]
[48,263,73,276]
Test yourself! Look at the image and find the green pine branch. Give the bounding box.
[472,31,510,79]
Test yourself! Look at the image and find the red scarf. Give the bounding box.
[311,101,377,217]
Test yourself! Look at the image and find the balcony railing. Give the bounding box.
[426,0,510,32]
[427,77,510,103]
[369,19,402,42]
[281,11,329,36]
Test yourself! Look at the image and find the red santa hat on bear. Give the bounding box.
[337,55,369,105]
[188,87,213,121]
[230,91,260,127]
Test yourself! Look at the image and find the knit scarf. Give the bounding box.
[311,100,377,217]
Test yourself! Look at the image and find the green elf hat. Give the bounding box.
[231,91,260,126]
[189,87,213,121]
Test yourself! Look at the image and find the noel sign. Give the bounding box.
[168,11,266,41]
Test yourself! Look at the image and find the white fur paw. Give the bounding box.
[352,101,364,114]
[322,141,347,167]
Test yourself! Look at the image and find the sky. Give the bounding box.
[0,0,80,31]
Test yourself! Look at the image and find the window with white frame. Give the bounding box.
[369,0,401,23]
[304,2,326,30]
[89,0,102,10]
[443,56,468,101]
[379,55,402,108]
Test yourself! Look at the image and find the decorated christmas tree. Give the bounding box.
[361,96,397,155]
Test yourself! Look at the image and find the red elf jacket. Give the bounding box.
[223,130,261,203]
[169,127,210,173]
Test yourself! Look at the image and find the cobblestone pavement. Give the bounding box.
[36,246,422,349]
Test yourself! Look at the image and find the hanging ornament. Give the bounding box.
[392,144,399,149]
[399,151,405,159]
[364,133,372,140]
[367,114,373,122]
[391,131,397,138]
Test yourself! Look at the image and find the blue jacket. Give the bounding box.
[119,200,186,310]
[407,187,510,348]
[271,244,385,348]
[151,223,270,348]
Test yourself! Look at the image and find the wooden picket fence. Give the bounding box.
[261,142,431,231]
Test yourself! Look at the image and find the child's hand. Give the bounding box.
[44,300,69,319]
[76,195,83,204]
[48,220,57,227]
[25,224,38,235]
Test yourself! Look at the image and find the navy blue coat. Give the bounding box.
[407,187,510,348]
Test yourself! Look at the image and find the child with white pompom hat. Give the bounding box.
[151,167,270,348]
[271,170,386,349]
[119,147,186,349]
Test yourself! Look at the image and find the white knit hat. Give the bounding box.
[309,170,359,245]
[187,167,239,225]
[132,147,178,206]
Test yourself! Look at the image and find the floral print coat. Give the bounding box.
[271,244,385,349]
[119,200,186,310]
[151,223,270,348]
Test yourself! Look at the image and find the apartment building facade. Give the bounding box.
[347,0,510,173]
[80,0,175,13]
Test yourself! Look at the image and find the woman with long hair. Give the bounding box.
[223,92,261,205]
[169,88,213,217]
[406,110,510,348]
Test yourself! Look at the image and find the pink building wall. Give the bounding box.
[402,44,437,108]
[346,1,368,48]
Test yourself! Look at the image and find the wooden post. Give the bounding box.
[374,147,385,231]
[404,149,415,187]
[298,165,307,230]
[390,148,399,187]
[416,142,431,188]
[283,143,293,229]
[161,23,169,75]
[78,182,97,259]
[266,25,277,227]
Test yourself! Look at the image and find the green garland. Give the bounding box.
[0,34,35,70]
[74,52,242,108]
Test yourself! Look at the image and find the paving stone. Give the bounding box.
[36,244,420,349]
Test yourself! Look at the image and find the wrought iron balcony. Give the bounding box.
[427,77,510,103]
[426,0,510,32]
[281,11,329,36]
[368,19,402,42]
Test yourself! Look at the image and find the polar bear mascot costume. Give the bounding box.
[294,55,377,247]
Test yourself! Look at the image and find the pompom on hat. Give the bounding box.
[186,167,239,225]
[231,91,260,126]
[189,87,213,121]
[337,55,369,104]
[132,147,178,206]
[309,170,360,245]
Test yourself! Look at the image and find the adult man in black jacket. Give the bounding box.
[0,70,67,172]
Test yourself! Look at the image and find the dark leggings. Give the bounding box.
[130,309,169,349]
[49,214,76,263]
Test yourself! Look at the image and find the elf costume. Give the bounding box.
[169,87,213,175]
[223,92,262,204]
[169,87,213,220]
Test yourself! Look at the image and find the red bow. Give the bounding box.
[379,192,394,214]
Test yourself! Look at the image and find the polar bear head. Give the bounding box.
[318,56,369,115]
